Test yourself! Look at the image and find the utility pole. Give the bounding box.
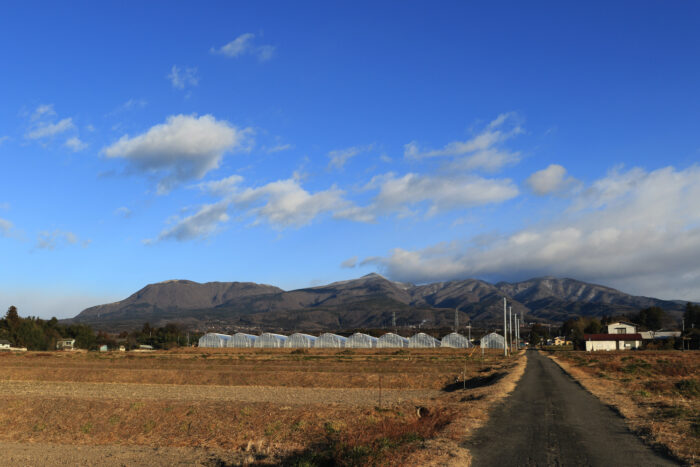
[509,306,513,352]
[392,311,397,334]
[503,297,508,357]
[514,316,518,350]
[467,323,472,344]
[454,308,459,333]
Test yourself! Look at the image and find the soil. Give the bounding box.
[0,380,438,406]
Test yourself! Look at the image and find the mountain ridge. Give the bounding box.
[68,274,687,331]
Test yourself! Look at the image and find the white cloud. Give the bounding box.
[155,175,353,241]
[108,99,147,116]
[336,172,519,221]
[363,165,700,300]
[328,145,371,170]
[266,143,293,154]
[211,33,276,61]
[167,65,199,90]
[341,256,358,268]
[0,218,12,237]
[114,206,132,218]
[65,136,88,152]
[196,174,244,197]
[26,117,75,140]
[31,104,56,121]
[103,114,252,194]
[152,201,230,242]
[404,113,522,171]
[527,164,580,196]
[233,178,348,229]
[36,230,81,250]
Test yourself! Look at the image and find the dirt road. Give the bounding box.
[466,350,678,467]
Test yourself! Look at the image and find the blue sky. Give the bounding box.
[1,1,700,318]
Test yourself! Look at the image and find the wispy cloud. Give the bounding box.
[0,136,10,145]
[335,172,518,222]
[0,218,13,237]
[211,33,276,62]
[266,143,293,154]
[26,117,75,140]
[149,201,230,243]
[114,206,132,218]
[328,145,372,170]
[341,256,358,268]
[167,65,199,90]
[36,230,87,250]
[103,114,252,194]
[31,104,56,121]
[404,113,522,172]
[64,136,88,152]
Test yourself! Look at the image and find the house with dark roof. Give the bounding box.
[0,339,11,350]
[584,333,643,351]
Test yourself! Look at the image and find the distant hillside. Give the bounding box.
[69,274,686,331]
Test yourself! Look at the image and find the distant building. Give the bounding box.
[553,336,571,346]
[56,339,75,351]
[584,333,642,351]
[0,339,11,350]
[607,321,637,334]
[118,345,126,352]
[99,345,108,352]
[639,330,681,341]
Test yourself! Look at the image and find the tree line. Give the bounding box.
[0,306,200,351]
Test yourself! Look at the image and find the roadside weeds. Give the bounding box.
[548,352,698,466]
[404,350,528,467]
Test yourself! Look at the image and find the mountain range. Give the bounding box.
[69,274,687,332]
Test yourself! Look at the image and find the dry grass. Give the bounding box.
[550,350,699,465]
[0,348,523,465]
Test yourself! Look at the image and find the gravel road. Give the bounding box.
[0,380,438,406]
[465,350,678,467]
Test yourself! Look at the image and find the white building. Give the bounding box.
[198,333,232,348]
[607,321,637,334]
[0,339,10,350]
[441,332,472,348]
[315,333,347,348]
[254,333,288,348]
[227,333,258,348]
[345,333,378,348]
[408,332,441,348]
[285,333,317,348]
[376,333,409,348]
[480,332,505,349]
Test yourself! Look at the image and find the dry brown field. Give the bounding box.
[550,350,700,465]
[0,347,525,466]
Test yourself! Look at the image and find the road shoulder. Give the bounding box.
[406,350,528,467]
[547,352,692,465]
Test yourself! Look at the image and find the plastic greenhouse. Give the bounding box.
[198,333,232,348]
[377,333,409,348]
[441,332,472,348]
[408,332,441,348]
[285,333,317,348]
[228,333,258,348]
[480,332,505,349]
[254,333,288,348]
[345,332,378,348]
[315,333,347,348]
